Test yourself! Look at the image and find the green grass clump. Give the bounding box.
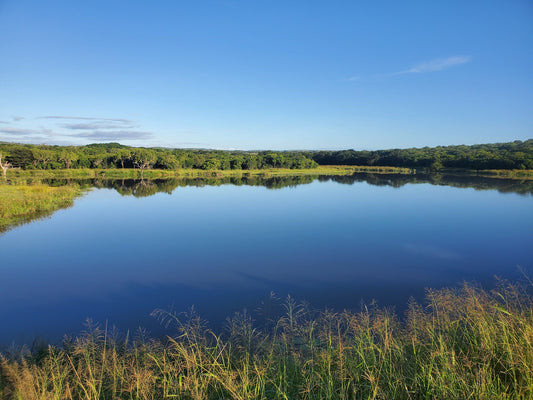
[0,184,83,232]
[1,281,531,399]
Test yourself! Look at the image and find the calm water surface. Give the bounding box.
[1,175,532,343]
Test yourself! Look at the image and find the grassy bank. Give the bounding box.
[0,184,83,232]
[439,168,533,179]
[7,165,533,180]
[1,281,531,399]
[6,165,415,180]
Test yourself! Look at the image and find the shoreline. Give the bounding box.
[1,280,531,399]
[5,165,533,180]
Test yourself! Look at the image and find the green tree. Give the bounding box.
[201,159,220,170]
[59,150,78,169]
[32,148,55,169]
[132,149,157,178]
[155,153,179,169]
[113,149,132,168]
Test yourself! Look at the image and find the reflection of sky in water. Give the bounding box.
[1,180,532,343]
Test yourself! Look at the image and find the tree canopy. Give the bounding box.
[0,140,531,171]
[307,140,533,171]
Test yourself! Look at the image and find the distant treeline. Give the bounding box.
[0,139,532,171]
[307,140,533,170]
[0,142,317,171]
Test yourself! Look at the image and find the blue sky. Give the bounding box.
[0,0,531,150]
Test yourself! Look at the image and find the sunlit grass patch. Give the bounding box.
[8,165,417,180]
[0,184,84,232]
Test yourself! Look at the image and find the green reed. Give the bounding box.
[1,280,531,399]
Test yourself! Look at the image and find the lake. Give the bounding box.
[1,173,532,344]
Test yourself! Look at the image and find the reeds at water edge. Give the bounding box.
[1,279,532,399]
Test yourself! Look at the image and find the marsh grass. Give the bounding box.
[8,166,416,180]
[1,280,532,399]
[8,166,533,181]
[0,184,83,232]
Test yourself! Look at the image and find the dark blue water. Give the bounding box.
[1,175,532,344]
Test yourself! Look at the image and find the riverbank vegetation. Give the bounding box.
[1,140,531,176]
[0,184,82,232]
[5,165,416,180]
[0,280,531,399]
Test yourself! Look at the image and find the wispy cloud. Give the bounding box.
[348,76,360,81]
[64,130,153,141]
[38,115,133,123]
[0,135,75,145]
[12,116,25,121]
[392,56,472,75]
[2,115,154,144]
[61,122,137,130]
[0,126,59,144]
[0,127,50,136]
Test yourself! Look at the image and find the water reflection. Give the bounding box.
[3,173,530,233]
[40,173,533,197]
[324,173,533,195]
[1,172,531,344]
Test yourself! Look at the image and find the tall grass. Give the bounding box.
[0,184,83,232]
[1,280,531,399]
[7,165,416,180]
[8,166,533,181]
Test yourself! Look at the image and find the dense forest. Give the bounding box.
[0,139,531,172]
[307,139,533,170]
[0,142,318,172]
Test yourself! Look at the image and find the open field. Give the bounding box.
[0,280,531,399]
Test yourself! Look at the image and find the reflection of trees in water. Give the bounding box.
[5,173,530,232]
[37,173,532,198]
[62,175,318,197]
[324,173,533,195]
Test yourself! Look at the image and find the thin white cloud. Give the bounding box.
[64,130,153,141]
[38,116,133,123]
[0,136,76,145]
[61,122,137,130]
[3,115,154,144]
[348,76,360,81]
[391,55,472,75]
[0,127,49,136]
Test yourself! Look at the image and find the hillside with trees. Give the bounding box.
[0,143,318,172]
[0,140,531,172]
